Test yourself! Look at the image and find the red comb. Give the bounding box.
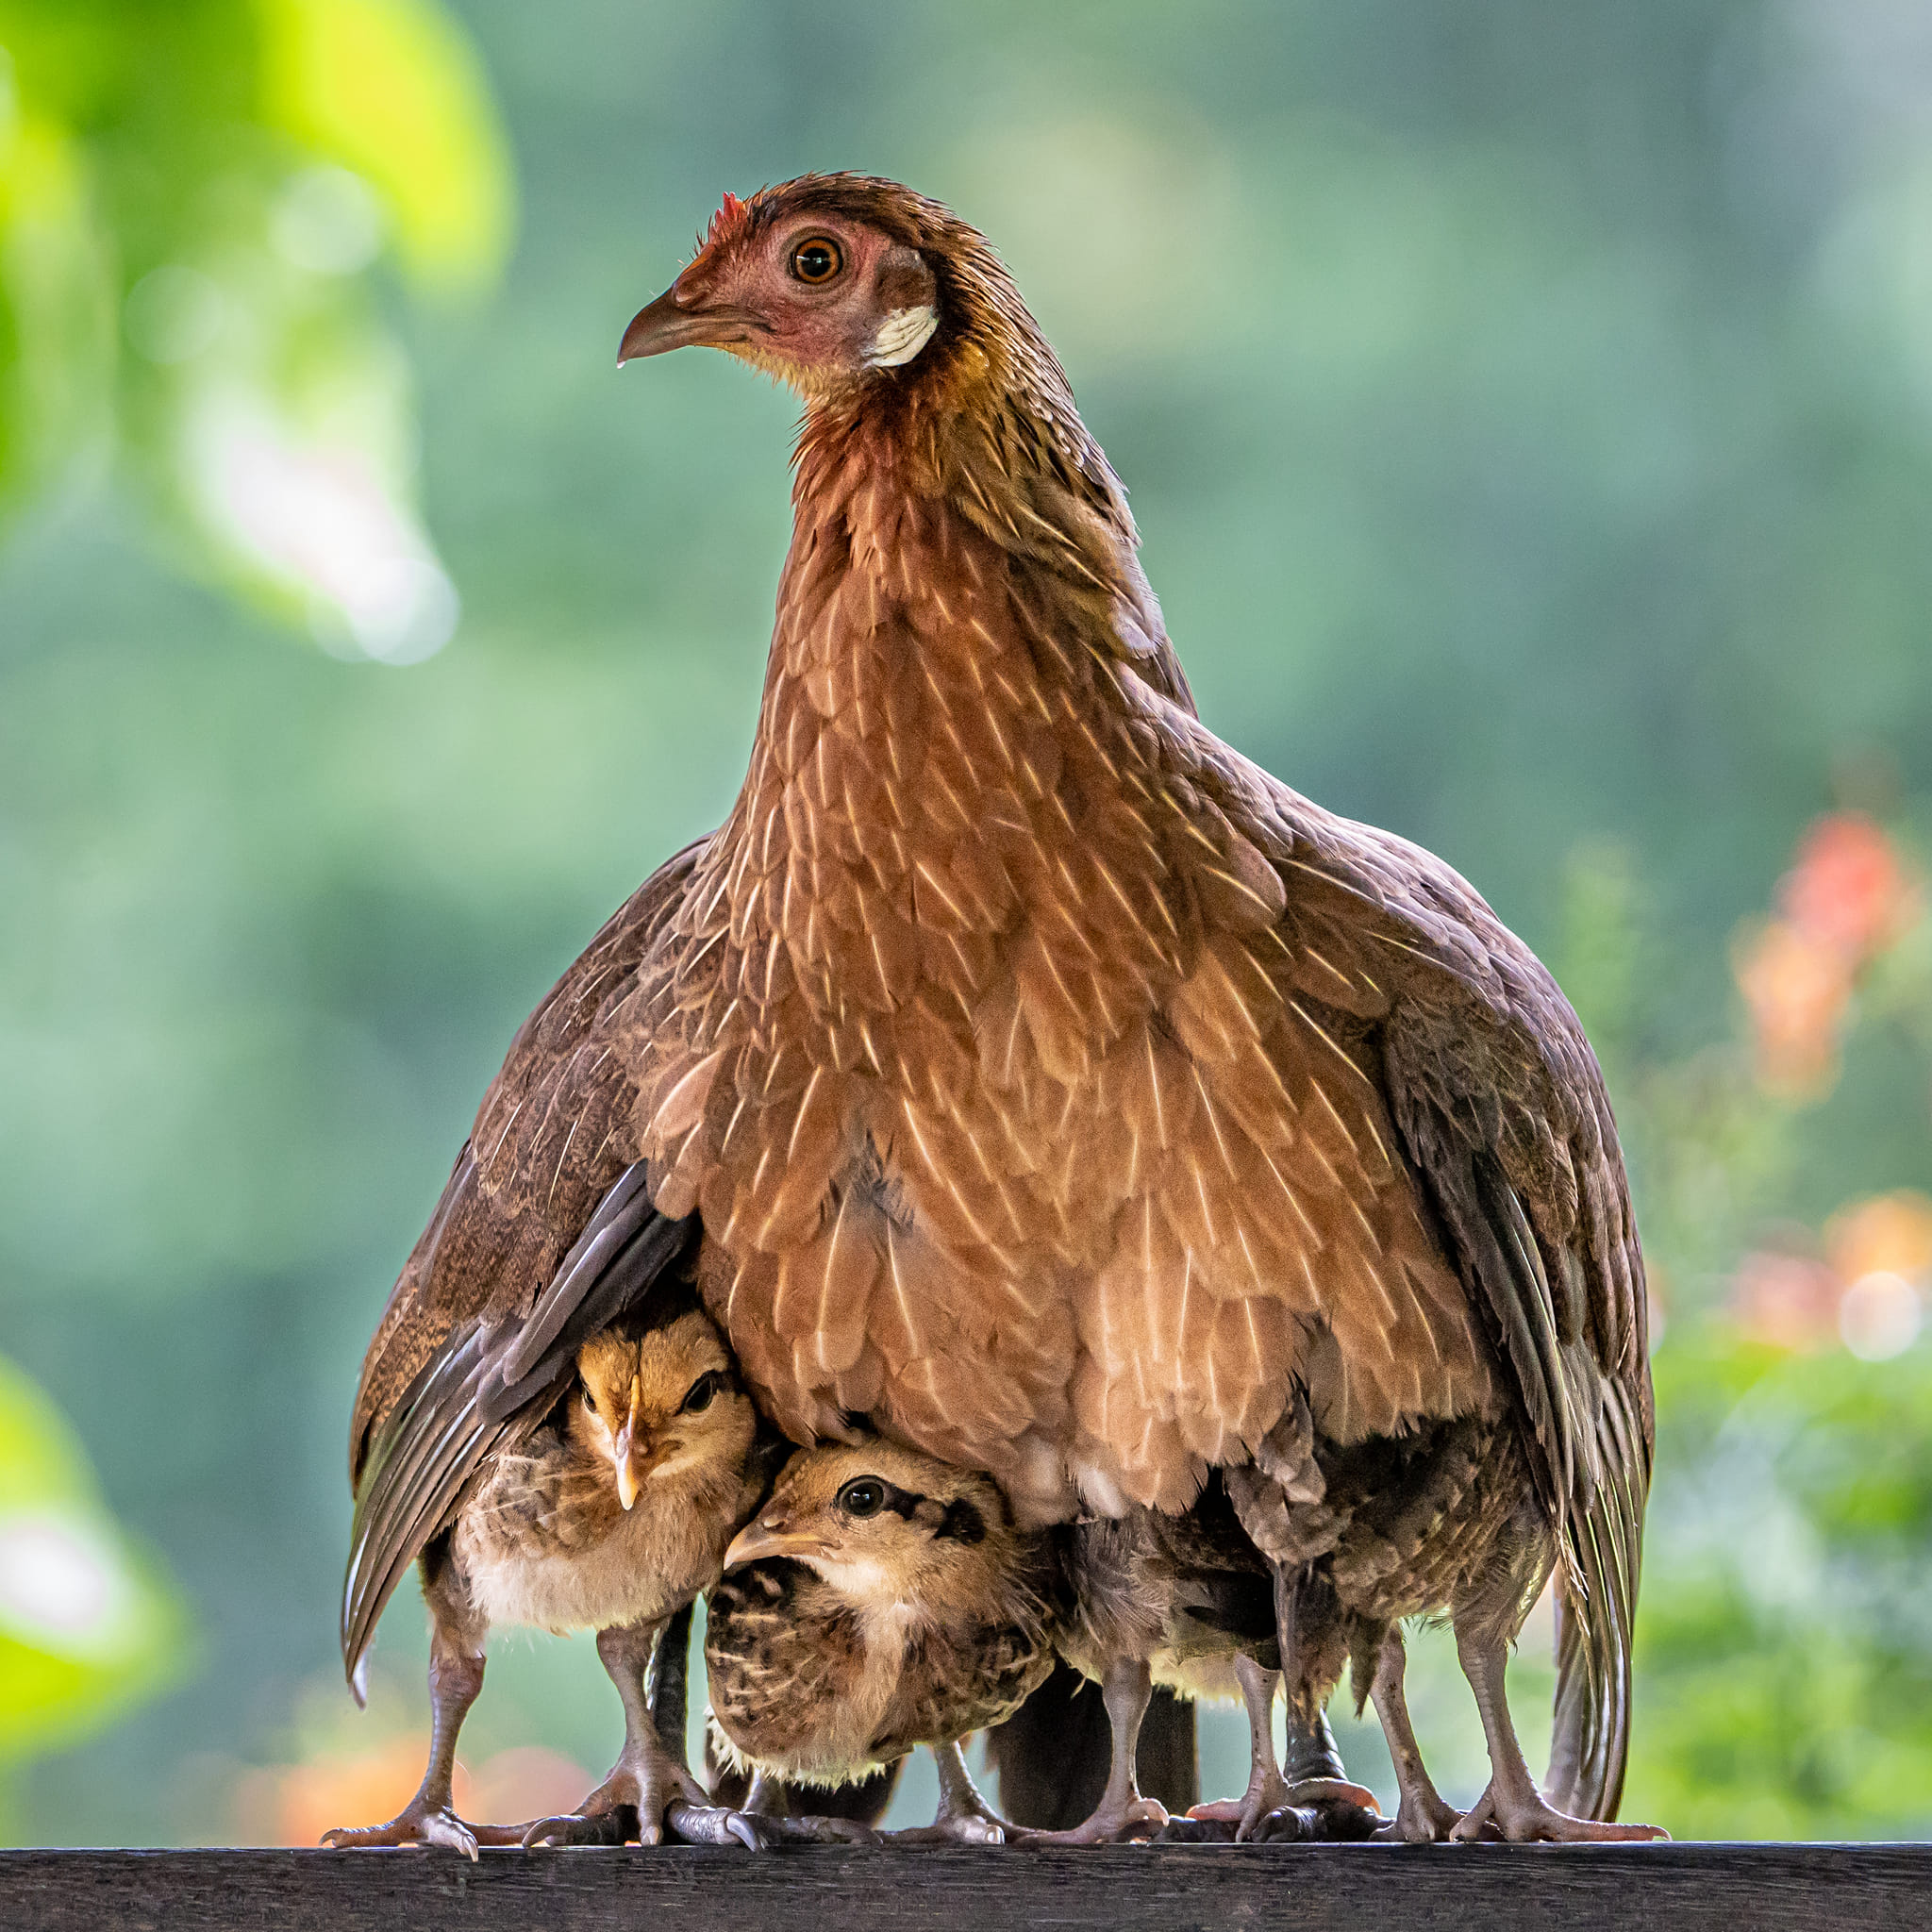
[705,192,749,249]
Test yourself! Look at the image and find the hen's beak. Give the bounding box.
[618,283,763,365]
[724,1513,827,1571]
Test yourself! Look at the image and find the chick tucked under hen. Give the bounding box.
[1056,1476,1378,1844]
[330,1233,778,1854]
[705,1441,1059,1842]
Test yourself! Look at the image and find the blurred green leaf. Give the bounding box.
[0,1355,190,1771]
[0,0,512,655]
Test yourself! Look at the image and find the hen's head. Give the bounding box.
[619,174,1048,406]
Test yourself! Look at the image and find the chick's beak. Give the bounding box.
[724,1513,826,1571]
[611,1418,675,1511]
[618,281,762,366]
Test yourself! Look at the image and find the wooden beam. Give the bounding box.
[3,1843,1924,1932]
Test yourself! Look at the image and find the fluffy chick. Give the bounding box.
[325,1294,774,1853]
[1054,1477,1376,1844]
[705,1441,1058,1843]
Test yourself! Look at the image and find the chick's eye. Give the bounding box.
[680,1371,721,1414]
[838,1478,885,1518]
[791,237,841,284]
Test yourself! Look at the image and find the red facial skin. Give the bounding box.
[620,202,939,394]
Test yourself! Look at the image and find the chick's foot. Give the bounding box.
[525,1740,765,1850]
[321,1798,525,1859]
[890,1740,1013,1844]
[1184,1773,1379,1844]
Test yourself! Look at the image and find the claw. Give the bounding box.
[323,1802,525,1858]
[1453,1781,1669,1844]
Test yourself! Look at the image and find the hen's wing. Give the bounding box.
[340,839,709,1690]
[1248,771,1652,1821]
[340,1170,695,1692]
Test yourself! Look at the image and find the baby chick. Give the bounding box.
[1054,1477,1377,1844]
[325,1289,775,1853]
[705,1441,1059,1843]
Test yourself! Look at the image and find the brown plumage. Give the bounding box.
[330,1281,777,1852]
[1057,1480,1377,1843]
[341,171,1656,1840]
[705,1441,1058,1840]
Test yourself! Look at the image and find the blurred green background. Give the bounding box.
[4,0,1932,1845]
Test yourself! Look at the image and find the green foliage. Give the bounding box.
[0,0,510,653]
[0,1354,188,1824]
[3,0,1932,1847]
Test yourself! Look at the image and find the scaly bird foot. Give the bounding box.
[322,1798,525,1860]
[1185,1775,1379,1844]
[1018,1793,1169,1846]
[1452,1783,1668,1844]
[525,1750,767,1850]
[1373,1784,1464,1843]
[890,1786,1013,1845]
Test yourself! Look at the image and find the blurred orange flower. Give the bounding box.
[1728,1192,1931,1361]
[230,1736,591,1845]
[1780,812,1920,958]
[1825,1191,1932,1288]
[1734,813,1923,1094]
[1727,1248,1841,1352]
[1733,917,1852,1091]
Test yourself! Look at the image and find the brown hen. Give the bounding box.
[341,172,1655,1839]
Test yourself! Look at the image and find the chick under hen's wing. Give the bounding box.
[341,1171,696,1688]
[341,841,708,1685]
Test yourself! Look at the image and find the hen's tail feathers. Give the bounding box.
[1545,1376,1647,1821]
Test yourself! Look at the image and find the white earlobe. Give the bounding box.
[866,305,938,368]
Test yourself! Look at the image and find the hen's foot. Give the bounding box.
[1185,1774,1378,1844]
[1018,1793,1169,1845]
[1373,1784,1464,1843]
[730,1807,880,1846]
[890,1782,1012,1845]
[321,1800,525,1859]
[1452,1784,1668,1844]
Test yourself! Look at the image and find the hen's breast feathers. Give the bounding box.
[608,468,1604,1517]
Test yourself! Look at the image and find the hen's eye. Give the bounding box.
[580,1388,596,1415]
[680,1371,721,1414]
[838,1478,885,1518]
[791,237,842,284]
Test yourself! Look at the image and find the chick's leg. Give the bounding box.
[525,1611,758,1850]
[321,1556,524,1857]
[1019,1657,1170,1844]
[1368,1625,1459,1842]
[1450,1622,1665,1843]
[1176,1654,1375,1843]
[881,1740,1012,1845]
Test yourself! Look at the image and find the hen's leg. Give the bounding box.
[1368,1625,1460,1841]
[1020,1657,1170,1843]
[322,1555,523,1857]
[525,1614,764,1849]
[1451,1622,1665,1843]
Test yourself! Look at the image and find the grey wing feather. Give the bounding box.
[339,1165,696,1692]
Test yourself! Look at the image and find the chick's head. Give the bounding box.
[724,1440,1024,1618]
[571,1306,755,1511]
